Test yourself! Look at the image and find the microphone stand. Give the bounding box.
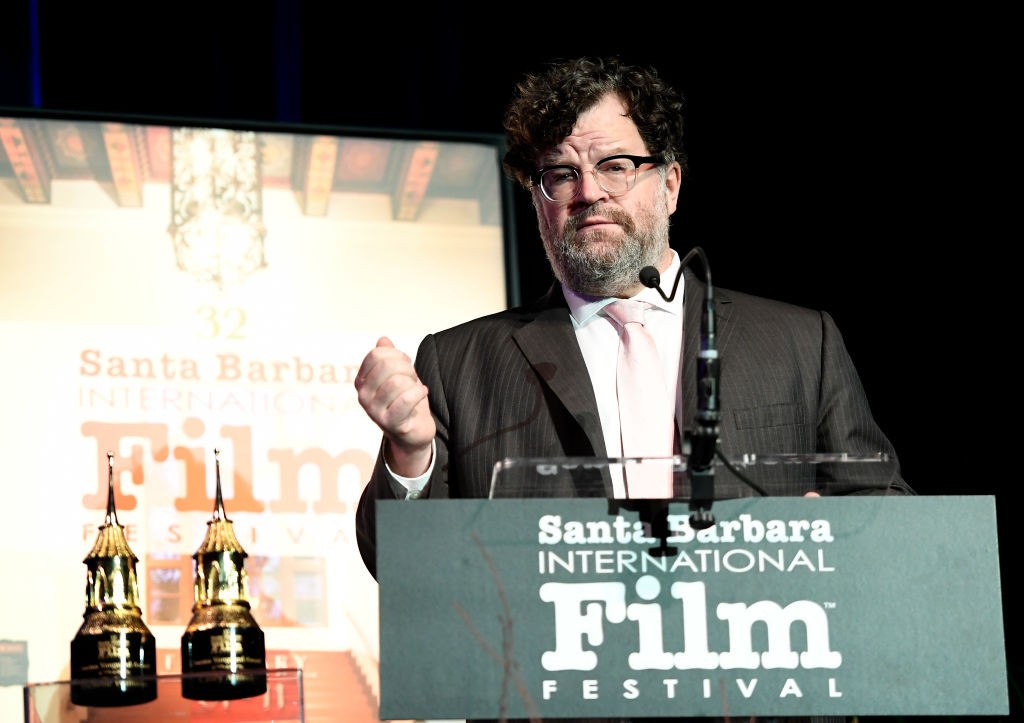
[640,246,719,531]
[613,497,678,557]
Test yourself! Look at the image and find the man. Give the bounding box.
[353,57,912,720]
[355,54,911,567]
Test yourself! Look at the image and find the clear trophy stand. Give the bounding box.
[23,668,304,722]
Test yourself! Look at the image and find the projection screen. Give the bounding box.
[0,110,516,722]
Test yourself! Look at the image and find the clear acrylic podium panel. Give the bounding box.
[489,452,901,499]
[23,668,303,722]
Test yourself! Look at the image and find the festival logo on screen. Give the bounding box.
[75,345,373,628]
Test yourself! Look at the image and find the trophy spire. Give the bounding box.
[181,448,267,700]
[70,451,158,706]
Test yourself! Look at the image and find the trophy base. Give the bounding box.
[181,614,267,701]
[69,629,158,707]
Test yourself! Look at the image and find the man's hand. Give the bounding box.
[354,337,435,477]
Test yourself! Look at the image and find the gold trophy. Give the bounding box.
[70,452,158,706]
[181,448,267,700]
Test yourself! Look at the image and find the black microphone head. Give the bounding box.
[639,266,661,289]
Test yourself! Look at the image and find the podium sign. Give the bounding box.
[377,495,1007,720]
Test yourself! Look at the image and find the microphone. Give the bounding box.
[638,265,663,293]
[640,247,720,529]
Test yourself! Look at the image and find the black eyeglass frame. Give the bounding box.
[530,154,664,202]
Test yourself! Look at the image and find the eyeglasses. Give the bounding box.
[531,154,664,203]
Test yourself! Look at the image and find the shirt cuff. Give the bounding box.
[384,439,435,500]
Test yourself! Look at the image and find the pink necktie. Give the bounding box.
[605,299,674,498]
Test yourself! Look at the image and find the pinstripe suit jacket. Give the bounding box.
[356,271,912,579]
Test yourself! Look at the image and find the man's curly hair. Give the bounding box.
[502,56,687,190]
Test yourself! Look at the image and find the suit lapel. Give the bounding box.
[511,286,608,457]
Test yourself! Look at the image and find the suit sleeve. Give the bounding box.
[354,333,452,580]
[816,311,914,496]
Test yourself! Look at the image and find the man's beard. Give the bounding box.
[539,200,670,297]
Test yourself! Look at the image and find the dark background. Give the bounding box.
[2,3,1016,720]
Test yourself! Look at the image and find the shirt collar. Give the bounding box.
[563,249,683,327]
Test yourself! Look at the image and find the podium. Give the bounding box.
[22,668,304,722]
[376,455,1008,720]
